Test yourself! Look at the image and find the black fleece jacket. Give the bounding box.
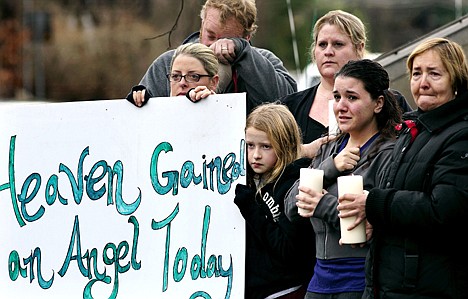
[234,157,315,299]
[364,91,468,299]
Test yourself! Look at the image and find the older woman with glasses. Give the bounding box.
[126,42,220,106]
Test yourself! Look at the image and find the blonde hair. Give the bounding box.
[311,10,367,62]
[201,0,258,37]
[245,102,302,187]
[171,43,219,77]
[407,37,468,93]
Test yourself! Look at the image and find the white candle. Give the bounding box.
[298,168,324,216]
[328,99,339,136]
[337,175,366,244]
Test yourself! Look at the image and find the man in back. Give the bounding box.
[128,0,297,114]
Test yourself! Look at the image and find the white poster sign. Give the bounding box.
[0,94,246,299]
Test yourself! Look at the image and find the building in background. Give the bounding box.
[375,13,468,108]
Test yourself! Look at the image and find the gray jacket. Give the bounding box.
[138,32,297,114]
[285,134,395,259]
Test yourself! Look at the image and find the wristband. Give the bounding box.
[186,88,196,102]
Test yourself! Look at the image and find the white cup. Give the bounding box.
[298,168,324,216]
[337,175,366,244]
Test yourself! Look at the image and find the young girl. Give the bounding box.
[234,102,315,299]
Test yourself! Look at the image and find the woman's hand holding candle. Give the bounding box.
[337,191,368,230]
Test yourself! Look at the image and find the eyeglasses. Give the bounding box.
[166,73,212,83]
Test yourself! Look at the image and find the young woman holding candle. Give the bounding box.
[234,102,315,299]
[284,59,402,299]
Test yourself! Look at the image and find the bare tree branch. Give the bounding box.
[144,0,184,49]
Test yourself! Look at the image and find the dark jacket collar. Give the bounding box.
[182,32,200,44]
[404,91,468,133]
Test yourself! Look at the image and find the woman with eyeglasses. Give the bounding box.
[126,42,220,106]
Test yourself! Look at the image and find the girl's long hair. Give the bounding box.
[245,102,302,188]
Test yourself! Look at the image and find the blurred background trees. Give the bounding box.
[0,0,465,101]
